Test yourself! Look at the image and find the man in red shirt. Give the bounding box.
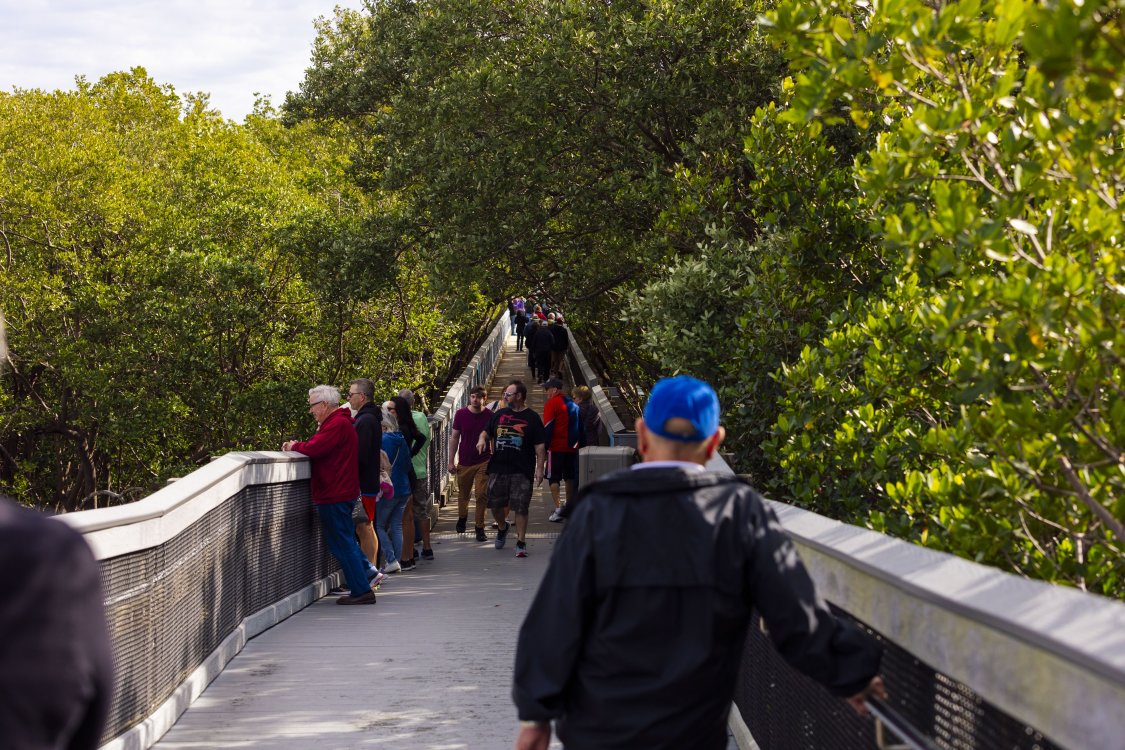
[282,385,375,605]
[541,378,578,521]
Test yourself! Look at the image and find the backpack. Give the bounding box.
[564,395,586,449]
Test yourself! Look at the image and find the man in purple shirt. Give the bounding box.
[448,385,494,541]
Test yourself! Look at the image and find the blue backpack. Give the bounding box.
[564,396,586,449]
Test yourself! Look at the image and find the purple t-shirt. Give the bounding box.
[453,406,493,466]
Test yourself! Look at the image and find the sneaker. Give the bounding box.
[515,541,527,558]
[475,527,488,542]
[421,548,434,561]
[548,507,564,522]
[491,521,499,529]
[384,560,402,574]
[337,590,376,605]
[495,522,510,550]
[401,558,417,571]
[368,570,386,589]
[456,516,467,534]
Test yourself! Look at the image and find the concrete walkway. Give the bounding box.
[155,334,738,749]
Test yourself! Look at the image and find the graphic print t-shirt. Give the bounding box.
[487,407,546,478]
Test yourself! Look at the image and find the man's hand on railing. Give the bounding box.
[514,722,550,750]
[848,675,887,716]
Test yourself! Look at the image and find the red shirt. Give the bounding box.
[292,407,360,504]
[542,394,576,453]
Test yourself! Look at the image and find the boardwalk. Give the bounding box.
[154,335,738,749]
[155,337,567,749]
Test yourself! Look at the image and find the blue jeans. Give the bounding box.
[375,494,409,564]
[316,501,372,596]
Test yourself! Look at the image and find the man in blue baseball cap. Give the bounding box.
[512,375,885,750]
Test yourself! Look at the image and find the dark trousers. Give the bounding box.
[534,351,551,382]
[516,329,524,351]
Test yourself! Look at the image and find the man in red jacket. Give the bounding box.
[283,385,375,605]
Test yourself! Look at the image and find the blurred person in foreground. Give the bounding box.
[282,385,375,605]
[0,495,114,748]
[0,312,114,748]
[512,375,885,750]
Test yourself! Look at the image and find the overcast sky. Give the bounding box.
[0,0,368,121]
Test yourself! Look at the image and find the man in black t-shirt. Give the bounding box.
[478,379,546,557]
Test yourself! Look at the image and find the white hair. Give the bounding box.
[309,384,340,405]
[381,402,400,432]
[398,388,415,406]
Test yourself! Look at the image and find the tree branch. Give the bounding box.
[1056,453,1125,543]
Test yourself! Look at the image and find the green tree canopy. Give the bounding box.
[0,69,490,511]
[762,0,1125,596]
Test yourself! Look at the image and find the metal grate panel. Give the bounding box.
[734,606,1064,750]
[97,479,336,742]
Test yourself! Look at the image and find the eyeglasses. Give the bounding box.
[503,392,517,398]
[347,392,362,398]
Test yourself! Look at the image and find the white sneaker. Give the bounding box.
[548,507,564,522]
[384,560,402,573]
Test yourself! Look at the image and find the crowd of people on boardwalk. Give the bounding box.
[281,383,436,604]
[508,296,570,385]
[0,311,889,750]
[282,295,598,602]
[274,302,887,750]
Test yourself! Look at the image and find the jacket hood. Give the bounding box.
[320,406,353,430]
[586,466,734,498]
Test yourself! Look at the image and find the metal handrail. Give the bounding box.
[867,697,941,750]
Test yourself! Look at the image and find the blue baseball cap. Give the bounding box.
[642,376,720,442]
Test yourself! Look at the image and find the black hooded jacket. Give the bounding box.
[512,467,882,750]
[550,323,569,352]
[353,402,382,495]
[529,324,555,353]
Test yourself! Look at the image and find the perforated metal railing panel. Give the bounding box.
[97,480,336,742]
[734,606,1064,750]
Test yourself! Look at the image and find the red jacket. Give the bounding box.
[543,393,577,453]
[292,407,360,505]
